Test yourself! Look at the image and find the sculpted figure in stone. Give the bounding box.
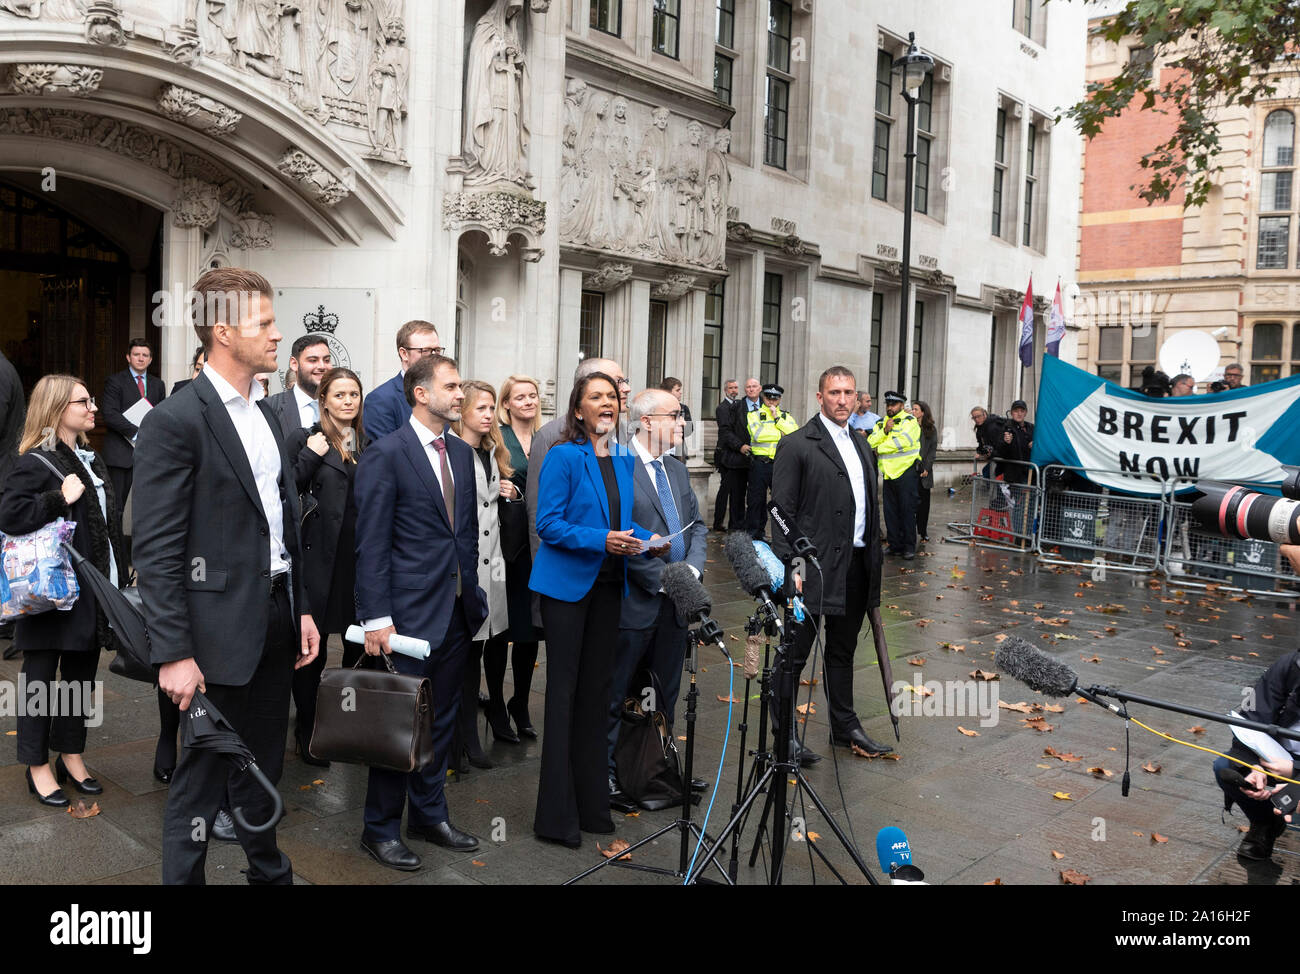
[672,120,707,260]
[637,106,675,257]
[234,0,285,78]
[319,0,370,98]
[701,128,731,267]
[557,79,587,215]
[367,17,408,160]
[560,92,614,247]
[281,1,329,119]
[606,97,638,244]
[463,0,531,189]
[191,0,239,64]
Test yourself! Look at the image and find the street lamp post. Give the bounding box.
[892,32,934,397]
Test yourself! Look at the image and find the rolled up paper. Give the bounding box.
[344,625,431,660]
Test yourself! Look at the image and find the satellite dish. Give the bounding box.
[1158,330,1221,382]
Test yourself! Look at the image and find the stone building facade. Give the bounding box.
[0,0,1086,500]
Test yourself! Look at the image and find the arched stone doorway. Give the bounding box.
[0,176,162,451]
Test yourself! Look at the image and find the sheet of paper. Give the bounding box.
[122,396,152,433]
[632,519,697,552]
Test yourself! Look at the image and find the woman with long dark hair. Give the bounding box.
[911,400,938,543]
[0,375,127,806]
[530,373,665,847]
[489,374,543,741]
[286,367,367,765]
[451,380,518,768]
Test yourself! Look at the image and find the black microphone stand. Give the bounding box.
[563,623,732,885]
[684,612,879,886]
[725,609,778,882]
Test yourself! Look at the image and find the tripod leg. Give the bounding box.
[790,772,879,885]
[726,673,755,882]
[746,776,776,868]
[684,763,781,885]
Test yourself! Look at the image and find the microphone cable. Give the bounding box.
[684,656,734,883]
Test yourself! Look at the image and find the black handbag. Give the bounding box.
[614,670,686,811]
[309,652,436,772]
[499,493,528,563]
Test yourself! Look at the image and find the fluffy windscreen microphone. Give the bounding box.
[995,636,1079,697]
[724,531,772,597]
[661,562,711,623]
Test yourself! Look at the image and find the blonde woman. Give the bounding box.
[491,374,543,739]
[452,381,517,768]
[285,367,367,765]
[0,375,127,806]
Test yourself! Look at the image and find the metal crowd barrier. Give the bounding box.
[1036,465,1164,574]
[945,458,1040,551]
[1159,477,1300,599]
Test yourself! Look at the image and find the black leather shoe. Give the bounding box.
[2,642,19,660]
[212,810,237,843]
[487,704,520,745]
[831,727,894,754]
[360,836,422,871]
[609,775,638,814]
[407,820,480,851]
[295,728,330,768]
[55,756,103,795]
[26,768,69,808]
[690,777,709,791]
[465,744,494,770]
[153,766,173,784]
[902,551,916,560]
[791,742,822,767]
[507,697,537,739]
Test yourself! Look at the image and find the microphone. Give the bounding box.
[768,500,820,573]
[876,826,926,884]
[994,636,1080,697]
[723,531,784,637]
[661,562,731,661]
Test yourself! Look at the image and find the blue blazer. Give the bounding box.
[353,420,488,647]
[530,438,653,603]
[362,372,408,442]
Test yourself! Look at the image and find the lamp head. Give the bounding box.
[893,31,935,97]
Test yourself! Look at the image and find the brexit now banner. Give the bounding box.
[1030,355,1300,496]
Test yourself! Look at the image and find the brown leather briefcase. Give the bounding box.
[310,653,436,772]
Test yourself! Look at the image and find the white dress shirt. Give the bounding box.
[293,384,318,428]
[819,412,867,547]
[203,364,289,574]
[629,435,698,579]
[362,414,455,632]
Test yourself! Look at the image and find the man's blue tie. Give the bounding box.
[652,459,686,562]
[309,400,320,425]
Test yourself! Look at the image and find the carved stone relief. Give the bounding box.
[462,0,533,190]
[231,209,275,249]
[157,84,243,137]
[651,272,696,300]
[442,189,545,262]
[85,0,126,45]
[560,79,730,271]
[583,261,634,291]
[276,147,351,205]
[173,177,221,228]
[8,63,103,96]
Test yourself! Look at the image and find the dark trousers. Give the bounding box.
[161,584,295,885]
[363,600,471,841]
[916,486,932,540]
[291,631,333,738]
[107,465,132,520]
[608,599,688,777]
[484,637,538,720]
[782,546,871,738]
[883,465,919,554]
[16,646,100,765]
[746,458,774,539]
[536,582,621,844]
[716,466,748,531]
[453,635,499,763]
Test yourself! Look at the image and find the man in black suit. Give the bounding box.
[101,338,166,519]
[712,378,745,532]
[609,388,709,795]
[265,334,332,438]
[770,365,892,762]
[353,353,488,871]
[133,268,320,885]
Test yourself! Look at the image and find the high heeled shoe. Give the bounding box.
[54,755,102,795]
[507,697,537,739]
[26,767,69,808]
[486,699,520,744]
[464,743,494,770]
[294,728,330,768]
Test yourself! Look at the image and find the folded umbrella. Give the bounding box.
[867,606,901,742]
[62,543,284,833]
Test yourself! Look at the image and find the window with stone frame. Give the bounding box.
[702,280,724,408]
[992,106,1008,236]
[910,299,925,403]
[647,298,668,387]
[1252,321,1284,383]
[653,0,681,59]
[870,291,884,395]
[1094,325,1124,385]
[1258,110,1294,270]
[579,290,604,360]
[1011,0,1046,45]
[1021,112,1050,251]
[761,271,782,385]
[874,34,950,218]
[914,72,934,215]
[1128,324,1158,391]
[764,0,793,169]
[872,48,893,201]
[590,0,621,36]
[714,0,738,105]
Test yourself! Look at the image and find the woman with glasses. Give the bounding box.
[487,374,543,742]
[0,376,127,806]
[286,367,368,766]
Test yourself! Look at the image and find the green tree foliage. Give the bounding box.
[1064,0,1300,207]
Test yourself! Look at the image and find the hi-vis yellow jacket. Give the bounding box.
[747,406,799,459]
[867,412,922,479]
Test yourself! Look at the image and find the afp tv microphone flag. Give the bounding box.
[1017,277,1034,368]
[1029,355,1300,496]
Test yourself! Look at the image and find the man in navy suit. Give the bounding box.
[608,388,708,793]
[101,338,166,519]
[353,352,488,871]
[362,319,443,441]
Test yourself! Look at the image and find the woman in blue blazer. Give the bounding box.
[531,372,665,847]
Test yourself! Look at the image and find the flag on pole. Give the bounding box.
[1047,280,1065,358]
[1017,276,1035,368]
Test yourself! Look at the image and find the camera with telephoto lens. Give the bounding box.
[1191,466,1300,543]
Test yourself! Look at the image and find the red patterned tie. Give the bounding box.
[136,374,147,403]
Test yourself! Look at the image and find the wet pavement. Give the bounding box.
[2,492,1298,886]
